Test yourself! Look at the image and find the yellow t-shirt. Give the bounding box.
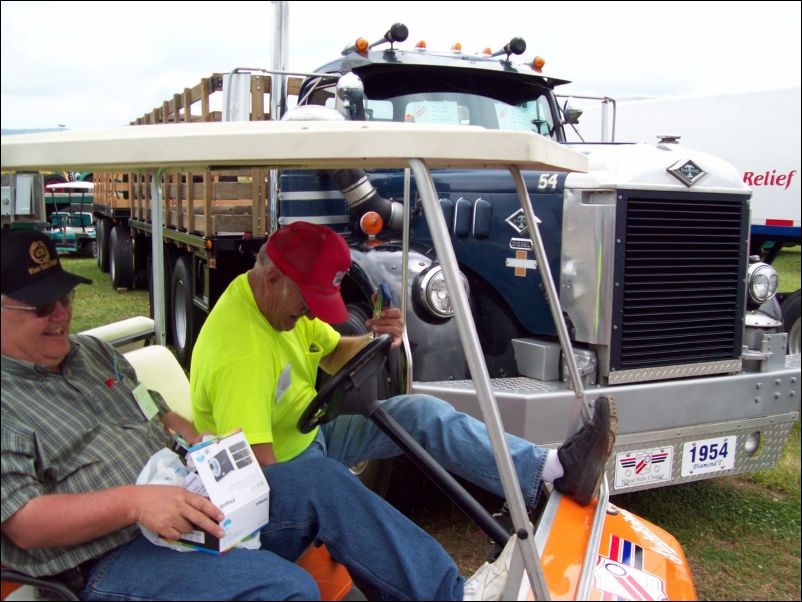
[190,273,340,461]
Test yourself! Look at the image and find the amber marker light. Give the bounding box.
[415,40,427,50]
[532,56,546,72]
[451,42,462,52]
[360,211,384,236]
[355,38,369,54]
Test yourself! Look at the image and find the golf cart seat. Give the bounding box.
[80,316,155,352]
[124,344,192,421]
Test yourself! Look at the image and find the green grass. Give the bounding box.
[774,245,800,293]
[61,255,150,333]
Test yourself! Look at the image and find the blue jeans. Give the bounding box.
[304,394,547,509]
[81,458,463,601]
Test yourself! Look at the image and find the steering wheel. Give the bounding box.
[298,334,392,434]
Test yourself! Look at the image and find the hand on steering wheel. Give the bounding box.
[298,334,392,433]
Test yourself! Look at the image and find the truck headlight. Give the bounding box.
[747,262,779,304]
[415,265,470,319]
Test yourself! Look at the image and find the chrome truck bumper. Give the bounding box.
[413,353,800,494]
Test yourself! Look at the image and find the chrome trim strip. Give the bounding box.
[608,359,742,385]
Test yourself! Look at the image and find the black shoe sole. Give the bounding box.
[555,395,618,506]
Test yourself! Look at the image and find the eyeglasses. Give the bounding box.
[1,290,75,318]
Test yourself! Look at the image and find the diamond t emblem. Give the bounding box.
[667,158,707,186]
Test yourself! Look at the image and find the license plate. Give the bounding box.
[614,446,674,490]
[681,436,736,477]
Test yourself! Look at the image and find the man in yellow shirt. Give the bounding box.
[191,221,615,599]
[192,221,616,510]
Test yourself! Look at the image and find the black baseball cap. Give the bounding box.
[1,229,92,305]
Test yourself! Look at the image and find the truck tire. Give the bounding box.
[171,256,196,368]
[96,218,111,272]
[81,239,96,258]
[332,301,393,497]
[109,224,134,289]
[782,289,801,354]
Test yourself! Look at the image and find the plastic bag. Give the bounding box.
[135,447,260,551]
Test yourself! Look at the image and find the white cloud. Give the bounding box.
[2,0,799,130]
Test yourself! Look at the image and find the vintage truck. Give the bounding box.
[87,21,799,497]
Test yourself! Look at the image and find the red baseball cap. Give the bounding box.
[266,222,351,324]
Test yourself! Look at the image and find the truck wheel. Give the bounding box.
[81,239,96,258]
[171,256,196,368]
[109,225,134,289]
[334,301,394,497]
[782,289,801,354]
[96,218,111,272]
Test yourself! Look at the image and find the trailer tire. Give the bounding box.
[96,218,111,272]
[109,225,134,289]
[782,289,801,354]
[171,256,196,368]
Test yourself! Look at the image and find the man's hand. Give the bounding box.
[2,485,224,550]
[131,485,225,541]
[366,306,403,349]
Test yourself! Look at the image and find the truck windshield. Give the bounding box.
[308,83,558,140]
[365,92,557,139]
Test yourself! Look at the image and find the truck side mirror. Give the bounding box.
[562,100,583,125]
[336,72,367,121]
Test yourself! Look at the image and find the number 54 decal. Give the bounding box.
[537,173,559,190]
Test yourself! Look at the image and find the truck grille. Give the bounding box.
[610,192,748,373]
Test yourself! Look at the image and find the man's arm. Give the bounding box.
[251,443,279,467]
[1,485,225,550]
[160,411,205,446]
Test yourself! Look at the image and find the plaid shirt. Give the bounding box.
[1,335,172,577]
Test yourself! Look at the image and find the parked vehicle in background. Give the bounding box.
[44,181,96,256]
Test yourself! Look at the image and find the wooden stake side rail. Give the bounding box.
[131,73,303,125]
[93,170,268,237]
[94,72,304,236]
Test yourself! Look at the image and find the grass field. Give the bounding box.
[63,248,801,601]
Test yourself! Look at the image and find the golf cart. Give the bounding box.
[1,119,696,600]
[44,181,95,256]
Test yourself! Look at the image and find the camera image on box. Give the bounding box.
[207,440,254,482]
[208,449,236,482]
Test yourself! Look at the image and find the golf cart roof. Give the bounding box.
[45,181,94,191]
[2,120,587,174]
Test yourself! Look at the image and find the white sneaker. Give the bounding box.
[462,536,517,601]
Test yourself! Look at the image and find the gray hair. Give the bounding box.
[254,243,275,271]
